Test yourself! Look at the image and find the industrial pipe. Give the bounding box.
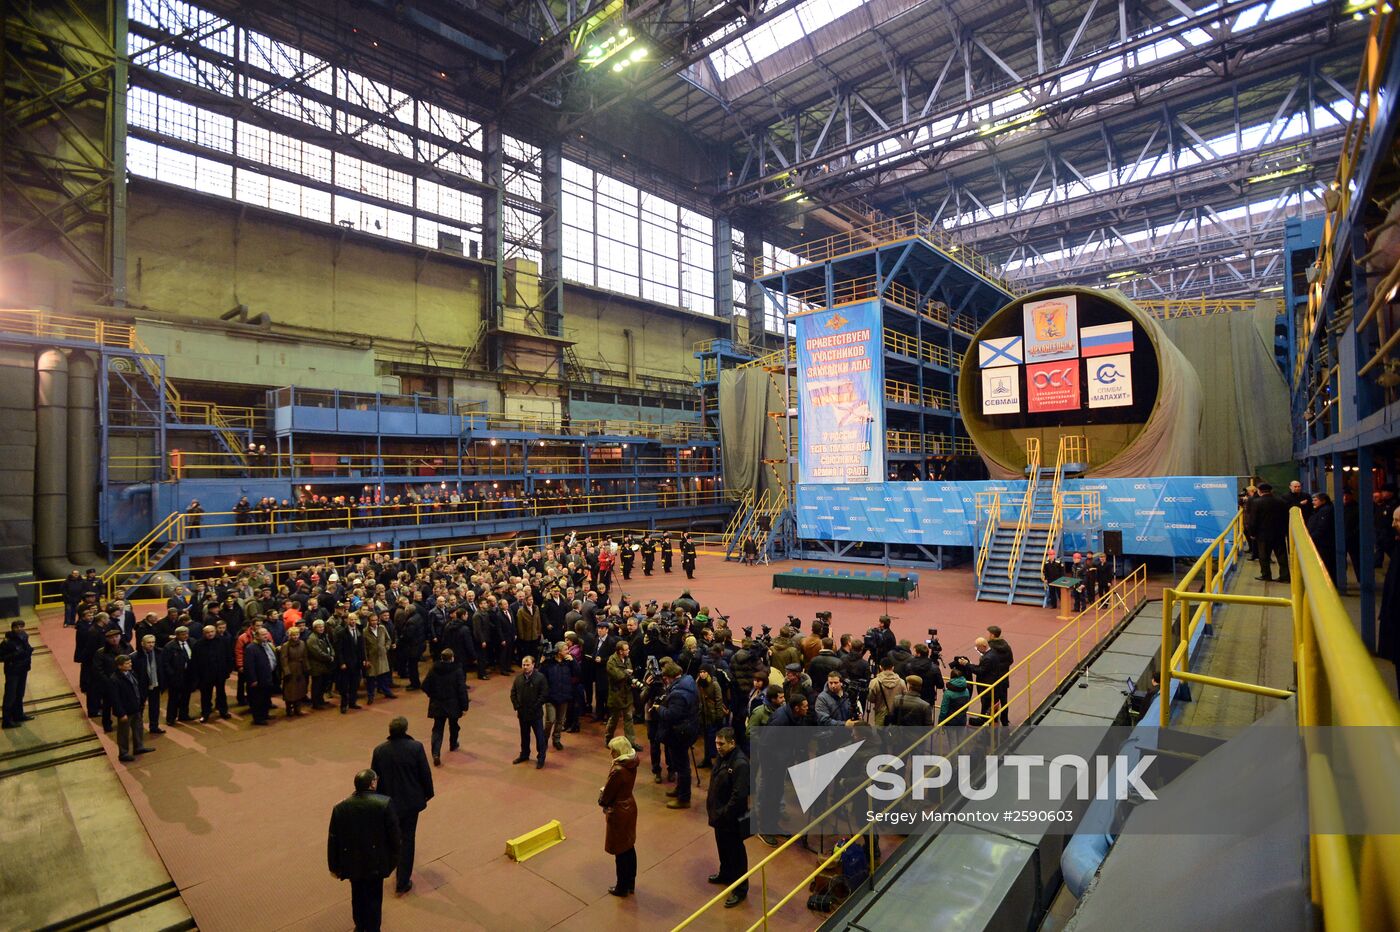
[35,350,84,577]
[67,350,104,565]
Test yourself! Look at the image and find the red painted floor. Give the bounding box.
[38,554,1161,932]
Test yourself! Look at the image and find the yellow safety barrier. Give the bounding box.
[119,449,718,480]
[674,564,1149,930]
[1159,506,1400,928]
[0,308,137,347]
[505,820,566,862]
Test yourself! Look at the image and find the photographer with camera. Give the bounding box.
[769,626,801,673]
[899,637,944,710]
[605,641,642,751]
[638,656,671,783]
[653,661,700,809]
[696,664,728,768]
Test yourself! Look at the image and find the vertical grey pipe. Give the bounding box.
[67,350,104,564]
[35,349,78,577]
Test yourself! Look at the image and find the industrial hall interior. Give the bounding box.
[4,0,1400,929]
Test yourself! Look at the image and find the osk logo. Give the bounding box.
[1026,360,1080,413]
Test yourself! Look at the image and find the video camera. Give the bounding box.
[925,628,943,659]
[786,615,803,633]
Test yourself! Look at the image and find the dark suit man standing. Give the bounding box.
[334,616,365,712]
[245,629,277,725]
[705,727,750,908]
[111,655,152,762]
[681,534,698,579]
[660,532,674,574]
[510,655,549,768]
[328,769,401,932]
[1,621,35,728]
[369,717,435,896]
[159,626,195,725]
[192,624,231,721]
[1248,483,1292,582]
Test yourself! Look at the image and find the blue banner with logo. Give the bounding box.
[1073,477,1239,557]
[794,477,1237,557]
[795,301,885,483]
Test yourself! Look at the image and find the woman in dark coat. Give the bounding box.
[278,627,310,715]
[599,735,639,897]
[422,649,469,765]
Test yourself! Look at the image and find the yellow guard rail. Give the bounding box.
[1160,507,1400,928]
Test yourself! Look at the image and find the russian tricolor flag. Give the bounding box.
[1080,321,1133,357]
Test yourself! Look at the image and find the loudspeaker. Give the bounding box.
[1103,530,1123,556]
[757,515,772,532]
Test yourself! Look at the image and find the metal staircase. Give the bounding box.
[103,510,186,597]
[134,335,249,464]
[976,436,1089,605]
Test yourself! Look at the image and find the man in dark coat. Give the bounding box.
[660,532,674,573]
[1,621,35,728]
[680,534,698,579]
[369,717,435,896]
[159,625,195,725]
[470,602,495,681]
[111,655,151,762]
[334,615,365,712]
[656,662,700,808]
[705,727,750,908]
[192,623,232,722]
[92,626,125,732]
[1287,480,1314,521]
[510,654,549,768]
[541,589,568,645]
[1042,549,1065,608]
[244,629,278,725]
[328,769,401,932]
[1307,492,1338,583]
[422,650,470,763]
[1248,483,1292,582]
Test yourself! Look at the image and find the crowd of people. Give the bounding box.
[184,481,702,537]
[38,529,1026,929]
[1240,478,1383,584]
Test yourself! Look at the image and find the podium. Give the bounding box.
[1049,576,1079,620]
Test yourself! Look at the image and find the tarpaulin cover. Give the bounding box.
[1156,303,1293,478]
[718,367,784,499]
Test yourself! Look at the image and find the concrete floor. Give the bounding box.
[10,552,1159,932]
[0,610,194,931]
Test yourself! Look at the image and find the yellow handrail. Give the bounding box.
[1039,435,1090,567]
[674,564,1149,930]
[885,430,978,456]
[0,308,137,347]
[1158,506,1400,927]
[103,510,185,592]
[1135,297,1282,319]
[975,491,1001,579]
[721,488,755,551]
[1005,439,1042,586]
